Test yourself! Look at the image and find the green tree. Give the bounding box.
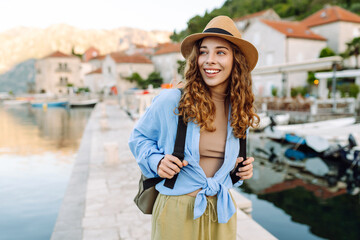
[170,30,181,42]
[126,72,164,89]
[337,83,360,98]
[146,72,163,88]
[342,37,360,68]
[319,47,336,58]
[77,87,90,93]
[307,71,316,85]
[126,72,146,89]
[177,60,186,76]
[350,3,360,12]
[291,86,307,97]
[71,46,82,59]
[349,84,360,98]
[271,87,278,97]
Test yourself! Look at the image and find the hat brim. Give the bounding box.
[180,32,258,71]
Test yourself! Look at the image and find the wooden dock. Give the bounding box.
[51,101,277,240]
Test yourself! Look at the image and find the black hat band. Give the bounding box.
[203,28,233,36]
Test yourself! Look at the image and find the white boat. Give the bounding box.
[300,123,360,144]
[69,99,98,108]
[274,117,356,133]
[266,117,359,144]
[252,113,290,131]
[2,99,29,106]
[31,99,68,108]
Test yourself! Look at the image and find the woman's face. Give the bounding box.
[197,37,233,93]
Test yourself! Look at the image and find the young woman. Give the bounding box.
[129,16,259,240]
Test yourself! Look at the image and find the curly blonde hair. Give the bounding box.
[177,39,259,138]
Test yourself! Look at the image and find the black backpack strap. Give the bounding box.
[163,114,187,189]
[164,89,187,189]
[140,88,186,190]
[230,137,247,184]
[143,177,164,190]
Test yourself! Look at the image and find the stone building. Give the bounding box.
[35,51,81,94]
[152,43,184,84]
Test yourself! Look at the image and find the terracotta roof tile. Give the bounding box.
[110,52,152,64]
[86,68,102,75]
[154,43,181,55]
[45,51,74,58]
[261,19,327,41]
[83,47,100,62]
[302,6,360,27]
[233,9,269,22]
[84,46,100,53]
[90,55,106,60]
[134,43,150,49]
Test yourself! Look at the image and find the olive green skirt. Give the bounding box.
[151,193,236,240]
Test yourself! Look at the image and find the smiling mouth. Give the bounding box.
[204,69,220,74]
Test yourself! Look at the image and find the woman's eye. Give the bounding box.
[217,51,225,55]
[200,51,207,55]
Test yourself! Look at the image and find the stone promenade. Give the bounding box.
[51,101,277,240]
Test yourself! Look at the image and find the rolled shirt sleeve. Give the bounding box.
[128,89,180,178]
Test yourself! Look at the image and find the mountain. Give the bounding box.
[0,24,171,74]
[0,59,35,94]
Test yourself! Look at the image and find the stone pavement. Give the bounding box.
[51,101,277,240]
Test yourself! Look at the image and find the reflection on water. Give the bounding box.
[0,105,92,240]
[239,133,360,240]
[0,106,91,155]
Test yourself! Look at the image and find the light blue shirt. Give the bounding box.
[128,89,243,223]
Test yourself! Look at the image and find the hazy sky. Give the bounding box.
[0,0,225,32]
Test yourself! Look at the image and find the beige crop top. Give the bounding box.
[199,90,229,177]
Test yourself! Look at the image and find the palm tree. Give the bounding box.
[342,37,360,69]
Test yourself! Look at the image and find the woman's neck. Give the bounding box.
[210,88,227,102]
[207,79,229,97]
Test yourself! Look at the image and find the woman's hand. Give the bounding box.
[235,157,254,180]
[157,154,189,179]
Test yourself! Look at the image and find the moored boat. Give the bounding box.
[273,117,356,134]
[31,100,68,108]
[69,99,98,108]
[2,99,29,106]
[265,117,358,143]
[252,113,290,131]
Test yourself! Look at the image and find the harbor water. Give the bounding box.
[0,104,359,240]
[0,105,92,240]
[238,133,360,240]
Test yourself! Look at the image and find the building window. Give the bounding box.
[353,28,360,37]
[253,32,260,45]
[108,67,111,74]
[59,77,68,86]
[266,52,274,65]
[56,62,71,72]
[296,53,303,62]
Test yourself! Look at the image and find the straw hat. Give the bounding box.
[180,15,258,71]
